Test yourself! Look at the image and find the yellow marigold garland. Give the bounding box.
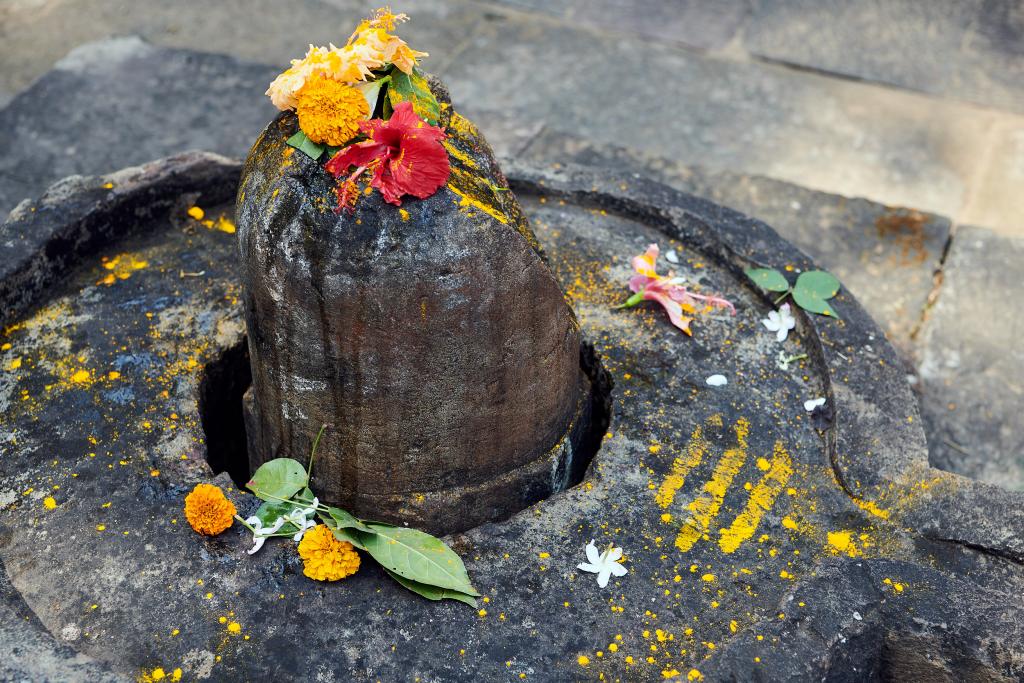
[297,524,361,581]
[184,483,236,536]
[295,75,369,146]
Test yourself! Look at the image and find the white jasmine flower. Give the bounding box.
[665,249,680,264]
[577,540,627,588]
[283,497,319,541]
[705,374,728,387]
[762,303,796,342]
[244,515,285,555]
[804,397,826,412]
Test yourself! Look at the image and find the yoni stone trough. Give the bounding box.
[2,118,1024,680]
[236,78,600,534]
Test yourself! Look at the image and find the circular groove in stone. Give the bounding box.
[0,155,1021,680]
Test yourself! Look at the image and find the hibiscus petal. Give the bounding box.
[632,244,660,279]
[325,141,386,177]
[386,129,451,200]
[644,289,693,335]
[629,274,654,294]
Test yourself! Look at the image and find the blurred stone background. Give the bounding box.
[1,0,1021,488]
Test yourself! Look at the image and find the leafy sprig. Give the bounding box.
[745,267,841,318]
[244,426,479,607]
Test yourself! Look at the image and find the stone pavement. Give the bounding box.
[0,0,1019,548]
[2,0,1022,238]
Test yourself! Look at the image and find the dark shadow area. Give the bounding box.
[198,337,252,488]
[571,339,613,487]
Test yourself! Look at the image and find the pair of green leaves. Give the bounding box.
[247,456,479,607]
[745,267,842,318]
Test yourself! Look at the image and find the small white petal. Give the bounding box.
[584,540,601,565]
[609,562,628,578]
[578,562,601,573]
[705,374,727,387]
[665,249,680,264]
[804,397,826,412]
[605,547,623,562]
[247,536,267,555]
[776,327,789,342]
[597,568,612,588]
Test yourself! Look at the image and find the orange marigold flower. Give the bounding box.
[184,483,236,536]
[297,524,361,581]
[295,74,370,146]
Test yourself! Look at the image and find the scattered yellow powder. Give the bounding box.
[43,497,57,510]
[227,621,241,634]
[577,656,590,666]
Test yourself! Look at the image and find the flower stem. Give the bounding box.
[773,290,791,305]
[306,424,328,487]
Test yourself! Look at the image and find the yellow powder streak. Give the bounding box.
[718,440,793,553]
[675,417,749,552]
[852,496,890,519]
[655,423,709,509]
[446,175,509,225]
[443,140,479,169]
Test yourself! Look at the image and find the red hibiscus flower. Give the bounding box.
[325,101,450,210]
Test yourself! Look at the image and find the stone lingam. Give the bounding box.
[236,76,603,534]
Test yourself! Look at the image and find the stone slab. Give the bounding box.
[917,225,1024,490]
[2,153,1023,681]
[743,0,1024,115]
[443,11,1018,235]
[0,37,278,221]
[515,130,950,358]
[0,0,483,108]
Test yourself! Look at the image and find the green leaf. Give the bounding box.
[286,130,325,160]
[360,524,479,596]
[744,267,790,292]
[324,506,375,534]
[246,458,307,502]
[387,69,440,124]
[326,524,367,550]
[793,270,841,318]
[357,78,387,116]
[253,501,300,534]
[382,568,478,608]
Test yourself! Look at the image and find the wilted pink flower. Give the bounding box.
[619,244,735,335]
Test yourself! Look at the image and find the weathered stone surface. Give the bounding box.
[743,0,1024,115]
[0,151,241,330]
[0,0,485,120]
[237,84,590,533]
[0,36,277,220]
[444,11,1018,233]
[2,156,1023,681]
[918,225,1024,489]
[517,130,950,357]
